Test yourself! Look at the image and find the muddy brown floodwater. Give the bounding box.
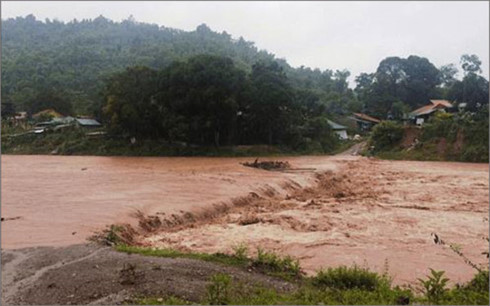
[1,154,488,286]
[1,154,339,249]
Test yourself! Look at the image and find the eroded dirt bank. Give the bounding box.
[1,155,339,249]
[138,158,489,285]
[1,244,295,305]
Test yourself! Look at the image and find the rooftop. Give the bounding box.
[327,119,347,130]
[76,118,101,126]
[410,100,453,117]
[352,112,381,123]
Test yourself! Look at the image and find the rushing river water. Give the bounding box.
[1,154,337,249]
[1,154,488,285]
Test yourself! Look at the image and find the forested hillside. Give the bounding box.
[1,14,357,116]
[2,14,489,157]
[3,15,488,119]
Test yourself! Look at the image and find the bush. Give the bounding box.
[312,265,389,291]
[253,248,301,279]
[445,270,489,305]
[207,273,232,305]
[421,112,458,142]
[418,269,449,304]
[369,121,404,151]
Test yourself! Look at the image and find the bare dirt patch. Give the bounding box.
[1,244,294,305]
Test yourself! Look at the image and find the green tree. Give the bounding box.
[102,66,159,137]
[1,102,16,119]
[25,90,73,116]
[403,55,441,107]
[460,54,482,75]
[439,64,458,87]
[246,60,297,145]
[157,55,246,146]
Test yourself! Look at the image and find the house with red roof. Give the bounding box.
[409,100,454,125]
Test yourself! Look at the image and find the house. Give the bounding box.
[75,118,102,128]
[327,120,348,140]
[14,111,27,121]
[351,112,381,131]
[12,111,28,128]
[409,100,454,125]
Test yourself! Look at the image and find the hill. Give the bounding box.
[1,15,356,115]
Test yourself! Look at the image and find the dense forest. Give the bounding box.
[1,15,489,153]
[1,14,358,117]
[4,15,487,117]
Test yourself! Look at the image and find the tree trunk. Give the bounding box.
[214,130,220,147]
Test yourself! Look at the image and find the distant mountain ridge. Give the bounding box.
[2,14,350,114]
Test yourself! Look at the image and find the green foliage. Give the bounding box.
[115,244,248,268]
[105,224,125,245]
[417,269,490,305]
[253,248,301,279]
[390,101,410,120]
[118,244,488,305]
[99,55,340,152]
[464,270,489,293]
[372,111,488,163]
[418,269,450,304]
[102,66,159,137]
[116,245,302,281]
[207,273,232,305]
[359,55,442,118]
[369,121,404,151]
[232,243,248,261]
[2,15,355,119]
[421,112,457,141]
[1,102,16,119]
[25,89,74,116]
[312,265,390,291]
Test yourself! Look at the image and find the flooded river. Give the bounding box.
[1,154,488,285]
[1,155,338,249]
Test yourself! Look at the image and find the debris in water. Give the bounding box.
[242,159,291,171]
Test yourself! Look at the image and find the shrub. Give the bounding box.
[418,268,449,304]
[421,112,458,142]
[232,243,249,261]
[207,273,232,305]
[253,248,301,279]
[445,270,489,305]
[312,265,389,291]
[369,121,404,151]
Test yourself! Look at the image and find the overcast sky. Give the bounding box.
[2,1,489,86]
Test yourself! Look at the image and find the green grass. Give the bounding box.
[130,269,488,305]
[115,244,302,281]
[117,245,489,305]
[116,244,248,267]
[312,265,390,291]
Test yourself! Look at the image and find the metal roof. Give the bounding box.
[430,100,453,108]
[76,118,101,126]
[352,112,381,123]
[410,100,453,117]
[327,119,347,130]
